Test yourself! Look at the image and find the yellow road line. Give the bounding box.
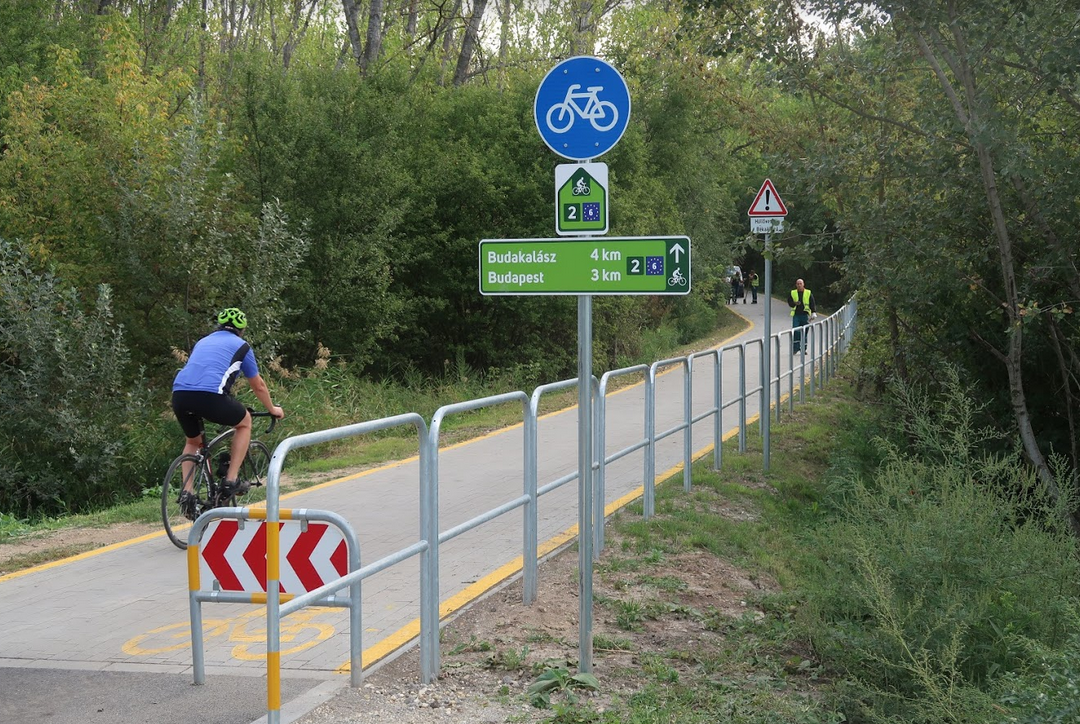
[1,313,754,583]
[4,307,799,679]
[0,528,170,583]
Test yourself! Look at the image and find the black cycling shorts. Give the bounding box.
[171,390,248,440]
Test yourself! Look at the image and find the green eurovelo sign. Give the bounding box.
[479,237,690,295]
[556,163,608,235]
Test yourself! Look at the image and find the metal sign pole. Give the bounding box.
[533,57,632,681]
[763,234,772,471]
[577,293,594,673]
[750,180,786,474]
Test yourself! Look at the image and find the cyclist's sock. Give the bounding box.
[178,490,199,520]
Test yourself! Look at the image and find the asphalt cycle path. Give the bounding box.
[0,294,804,724]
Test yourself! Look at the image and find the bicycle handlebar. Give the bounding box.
[248,408,280,435]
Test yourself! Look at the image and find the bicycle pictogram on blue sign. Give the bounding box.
[534,56,631,161]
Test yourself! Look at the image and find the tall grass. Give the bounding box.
[268,359,567,467]
[795,369,1080,723]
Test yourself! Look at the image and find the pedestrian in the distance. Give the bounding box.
[748,271,759,303]
[788,278,817,352]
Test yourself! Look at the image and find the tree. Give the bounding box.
[340,0,360,66]
[790,0,1080,528]
[452,0,488,85]
[276,0,322,69]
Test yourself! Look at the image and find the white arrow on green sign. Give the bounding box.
[479,236,690,295]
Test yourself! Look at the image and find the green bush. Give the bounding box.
[635,324,681,368]
[995,628,1080,723]
[671,293,718,344]
[799,373,1080,723]
[0,239,173,516]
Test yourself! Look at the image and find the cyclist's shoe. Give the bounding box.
[221,478,252,497]
[178,491,199,521]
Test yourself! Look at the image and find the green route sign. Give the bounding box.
[556,163,608,235]
[479,236,691,295]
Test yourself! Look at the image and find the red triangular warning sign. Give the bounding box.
[748,179,788,216]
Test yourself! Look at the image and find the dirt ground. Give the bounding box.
[289,509,781,724]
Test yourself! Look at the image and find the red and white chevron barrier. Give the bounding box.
[200,520,347,593]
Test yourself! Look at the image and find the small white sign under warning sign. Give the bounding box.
[751,217,784,234]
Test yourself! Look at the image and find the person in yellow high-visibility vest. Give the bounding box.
[788,278,817,352]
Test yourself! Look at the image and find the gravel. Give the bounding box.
[293,657,551,724]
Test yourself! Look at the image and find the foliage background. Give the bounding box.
[1,0,1077,538]
[2,3,1080,719]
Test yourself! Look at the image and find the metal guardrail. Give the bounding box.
[205,297,857,724]
[262,413,429,724]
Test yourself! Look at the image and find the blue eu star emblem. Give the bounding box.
[583,203,600,222]
[646,256,664,275]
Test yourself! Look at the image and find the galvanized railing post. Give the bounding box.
[425,391,529,680]
[758,339,766,436]
[712,349,721,470]
[825,317,833,384]
[592,376,603,558]
[775,334,781,423]
[717,348,726,470]
[683,355,693,492]
[831,316,836,379]
[421,418,440,683]
[795,333,802,410]
[776,334,784,422]
[267,451,283,724]
[644,364,656,519]
[524,388,539,603]
[738,344,747,453]
[188,538,206,685]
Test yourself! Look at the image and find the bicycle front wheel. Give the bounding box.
[162,454,210,550]
[238,440,272,503]
[589,100,619,132]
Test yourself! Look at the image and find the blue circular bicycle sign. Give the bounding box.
[534,56,631,161]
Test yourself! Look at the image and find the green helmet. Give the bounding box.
[216,307,248,329]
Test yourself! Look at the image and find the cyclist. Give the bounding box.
[171,308,284,517]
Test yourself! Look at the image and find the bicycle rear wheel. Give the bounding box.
[162,454,210,550]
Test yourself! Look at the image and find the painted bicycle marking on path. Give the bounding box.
[122,607,338,660]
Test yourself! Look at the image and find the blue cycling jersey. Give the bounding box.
[173,330,258,395]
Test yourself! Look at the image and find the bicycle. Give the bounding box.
[545,84,619,134]
[161,410,278,550]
